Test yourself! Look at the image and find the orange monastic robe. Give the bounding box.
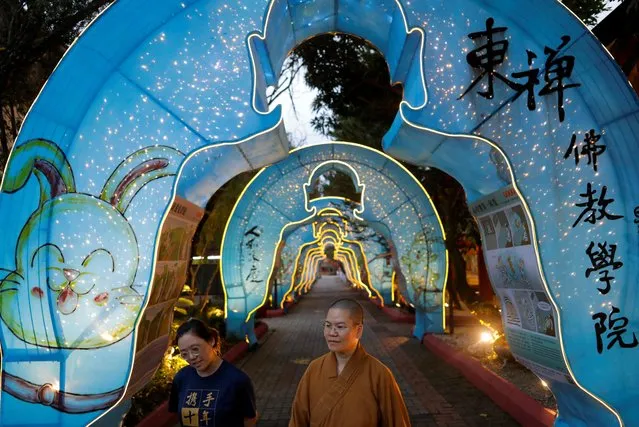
[289,344,411,427]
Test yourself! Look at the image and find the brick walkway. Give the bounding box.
[236,276,518,426]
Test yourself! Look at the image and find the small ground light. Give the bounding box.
[479,331,494,343]
[541,379,549,388]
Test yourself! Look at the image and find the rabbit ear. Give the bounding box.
[100,145,184,214]
[2,139,75,205]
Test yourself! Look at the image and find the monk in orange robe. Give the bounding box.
[289,298,410,427]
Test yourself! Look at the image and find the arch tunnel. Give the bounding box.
[0,0,638,425]
[221,142,447,344]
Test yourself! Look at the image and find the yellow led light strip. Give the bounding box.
[294,247,323,293]
[308,198,386,302]
[391,271,397,302]
[302,161,367,220]
[281,240,317,308]
[222,142,447,343]
[279,208,355,307]
[315,218,348,239]
[342,237,383,302]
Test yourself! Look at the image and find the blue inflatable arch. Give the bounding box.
[274,199,411,308]
[286,225,370,296]
[317,201,411,305]
[276,218,374,301]
[221,142,447,341]
[0,0,638,425]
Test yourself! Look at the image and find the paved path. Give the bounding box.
[237,276,518,426]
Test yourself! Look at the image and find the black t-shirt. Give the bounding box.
[168,361,256,427]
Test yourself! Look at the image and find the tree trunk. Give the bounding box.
[188,263,202,296]
[198,264,219,314]
[0,102,9,170]
[447,258,463,309]
[446,238,477,308]
[8,99,18,139]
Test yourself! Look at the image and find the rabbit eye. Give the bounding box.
[81,248,115,272]
[31,243,65,267]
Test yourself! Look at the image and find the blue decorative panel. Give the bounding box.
[221,143,446,342]
[1,0,637,424]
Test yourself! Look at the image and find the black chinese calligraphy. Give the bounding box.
[243,225,264,284]
[563,129,606,172]
[537,36,581,122]
[459,19,580,122]
[245,264,261,283]
[572,183,623,228]
[244,225,262,238]
[509,50,540,111]
[585,241,623,295]
[634,206,639,233]
[592,306,638,354]
[458,18,511,100]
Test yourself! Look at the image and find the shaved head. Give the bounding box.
[328,298,364,325]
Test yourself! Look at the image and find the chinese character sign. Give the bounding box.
[472,188,569,382]
[1,0,638,425]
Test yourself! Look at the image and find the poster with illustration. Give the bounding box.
[128,197,204,398]
[491,211,514,249]
[507,205,531,246]
[471,186,567,382]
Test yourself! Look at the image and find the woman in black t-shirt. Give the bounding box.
[169,318,257,427]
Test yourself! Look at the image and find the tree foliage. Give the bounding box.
[561,0,610,26]
[194,170,257,256]
[308,170,361,201]
[291,34,402,147]
[0,0,113,169]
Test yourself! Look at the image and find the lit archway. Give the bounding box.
[0,0,637,424]
[275,199,400,306]
[281,216,381,299]
[221,143,447,342]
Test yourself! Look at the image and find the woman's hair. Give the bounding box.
[175,318,221,354]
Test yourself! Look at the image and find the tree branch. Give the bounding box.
[29,0,113,59]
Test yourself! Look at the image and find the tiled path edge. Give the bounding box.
[422,334,556,427]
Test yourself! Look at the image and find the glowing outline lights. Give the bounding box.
[222,142,446,339]
[247,0,428,116]
[2,0,633,424]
